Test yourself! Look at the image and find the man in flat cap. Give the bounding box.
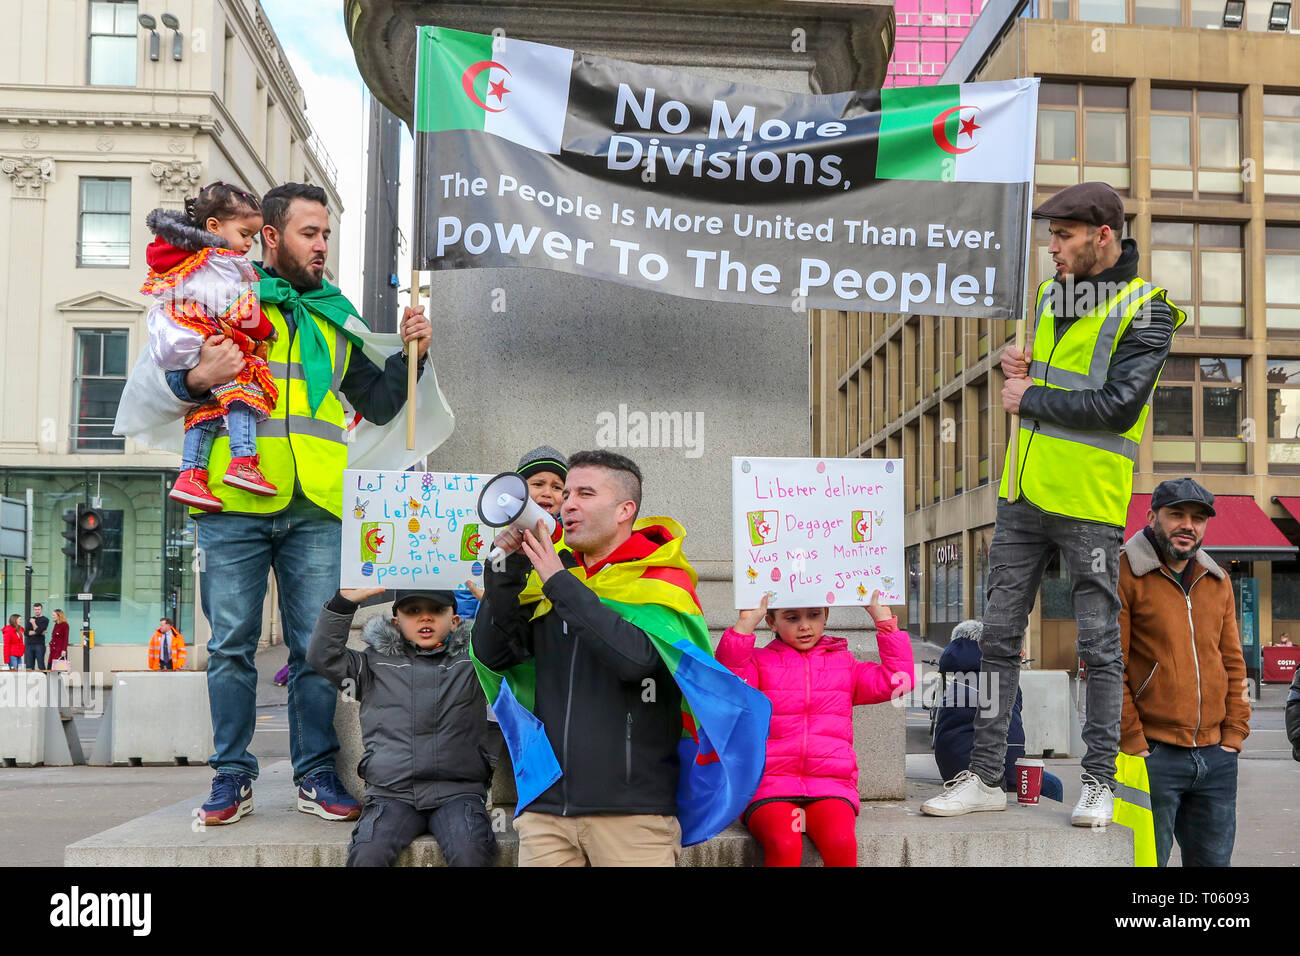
[923,182,1186,826]
[1118,478,1248,865]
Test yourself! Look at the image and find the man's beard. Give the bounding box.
[1153,522,1201,563]
[278,251,324,291]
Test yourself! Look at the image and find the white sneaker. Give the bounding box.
[921,770,1008,816]
[1070,773,1114,827]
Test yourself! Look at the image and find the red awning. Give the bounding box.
[1125,494,1297,562]
[1276,496,1300,526]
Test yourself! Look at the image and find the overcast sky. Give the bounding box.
[260,1,415,307]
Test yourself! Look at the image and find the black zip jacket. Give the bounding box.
[471,550,683,817]
[1019,239,1177,434]
[1287,667,1300,762]
[307,594,495,809]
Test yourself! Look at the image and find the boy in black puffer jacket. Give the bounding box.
[307,588,498,867]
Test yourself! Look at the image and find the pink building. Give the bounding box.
[888,0,992,86]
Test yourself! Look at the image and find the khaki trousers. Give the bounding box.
[514,811,681,867]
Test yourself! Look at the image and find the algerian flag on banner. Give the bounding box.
[415,26,573,155]
[876,78,1038,183]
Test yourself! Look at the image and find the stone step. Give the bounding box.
[64,760,1132,867]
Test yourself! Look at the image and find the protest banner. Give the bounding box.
[340,470,493,588]
[732,457,904,609]
[412,26,1037,317]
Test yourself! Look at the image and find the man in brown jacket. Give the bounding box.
[1118,478,1250,866]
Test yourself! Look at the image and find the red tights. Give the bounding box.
[746,799,857,867]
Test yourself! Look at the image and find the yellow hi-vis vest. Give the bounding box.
[998,276,1186,526]
[200,303,351,518]
[1113,751,1157,867]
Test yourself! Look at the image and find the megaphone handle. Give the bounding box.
[487,545,505,564]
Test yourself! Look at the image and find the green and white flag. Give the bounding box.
[415,26,573,154]
[877,80,1037,183]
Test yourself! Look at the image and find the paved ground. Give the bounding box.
[0,641,1295,866]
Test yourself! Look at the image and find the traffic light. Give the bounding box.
[62,508,80,562]
[78,505,104,568]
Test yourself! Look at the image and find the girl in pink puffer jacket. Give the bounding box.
[716,590,914,866]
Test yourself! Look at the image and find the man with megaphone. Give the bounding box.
[470,450,770,865]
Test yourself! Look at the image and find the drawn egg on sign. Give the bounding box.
[741,461,751,473]
[361,562,374,577]
[770,567,781,582]
[826,591,836,604]
[885,461,895,474]
[816,461,826,473]
[407,518,420,533]
[472,561,484,576]
[421,473,434,489]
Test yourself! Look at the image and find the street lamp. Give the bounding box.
[137,13,160,61]
[161,13,184,61]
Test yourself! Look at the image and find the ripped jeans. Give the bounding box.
[969,497,1123,789]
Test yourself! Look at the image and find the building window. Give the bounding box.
[1150,221,1245,333]
[929,412,942,504]
[906,545,921,629]
[1036,82,1129,191]
[89,0,138,87]
[1264,93,1300,198]
[1078,0,1125,22]
[973,526,993,618]
[1152,356,1246,471]
[977,381,990,486]
[1150,88,1241,197]
[1266,225,1300,332]
[72,330,129,453]
[1135,0,1181,24]
[78,178,131,267]
[1267,358,1300,470]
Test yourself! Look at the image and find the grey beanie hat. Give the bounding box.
[950,619,984,642]
[517,445,568,481]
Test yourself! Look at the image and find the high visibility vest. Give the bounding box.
[999,277,1186,526]
[200,303,351,518]
[1113,751,1157,867]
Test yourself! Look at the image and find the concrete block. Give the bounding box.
[65,760,1132,867]
[0,671,48,766]
[1019,670,1074,758]
[91,671,213,766]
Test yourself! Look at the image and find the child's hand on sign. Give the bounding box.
[340,587,386,604]
[734,593,771,635]
[464,579,484,600]
[865,589,893,624]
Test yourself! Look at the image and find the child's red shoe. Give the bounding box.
[223,455,277,496]
[169,469,224,512]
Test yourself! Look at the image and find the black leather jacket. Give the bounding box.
[1019,239,1177,434]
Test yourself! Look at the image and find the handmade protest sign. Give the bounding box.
[732,457,904,609]
[413,26,1037,317]
[341,470,494,589]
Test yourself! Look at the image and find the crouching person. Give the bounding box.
[307,587,498,867]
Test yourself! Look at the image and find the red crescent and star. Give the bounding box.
[932,105,981,154]
[461,60,512,113]
[364,527,386,554]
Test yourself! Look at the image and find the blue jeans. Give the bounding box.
[196,496,341,784]
[24,643,46,670]
[181,403,257,470]
[347,795,497,867]
[970,497,1124,789]
[1145,742,1238,866]
[7,655,22,668]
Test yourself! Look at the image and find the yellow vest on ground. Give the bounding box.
[1113,751,1157,867]
[999,276,1186,526]
[201,303,351,518]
